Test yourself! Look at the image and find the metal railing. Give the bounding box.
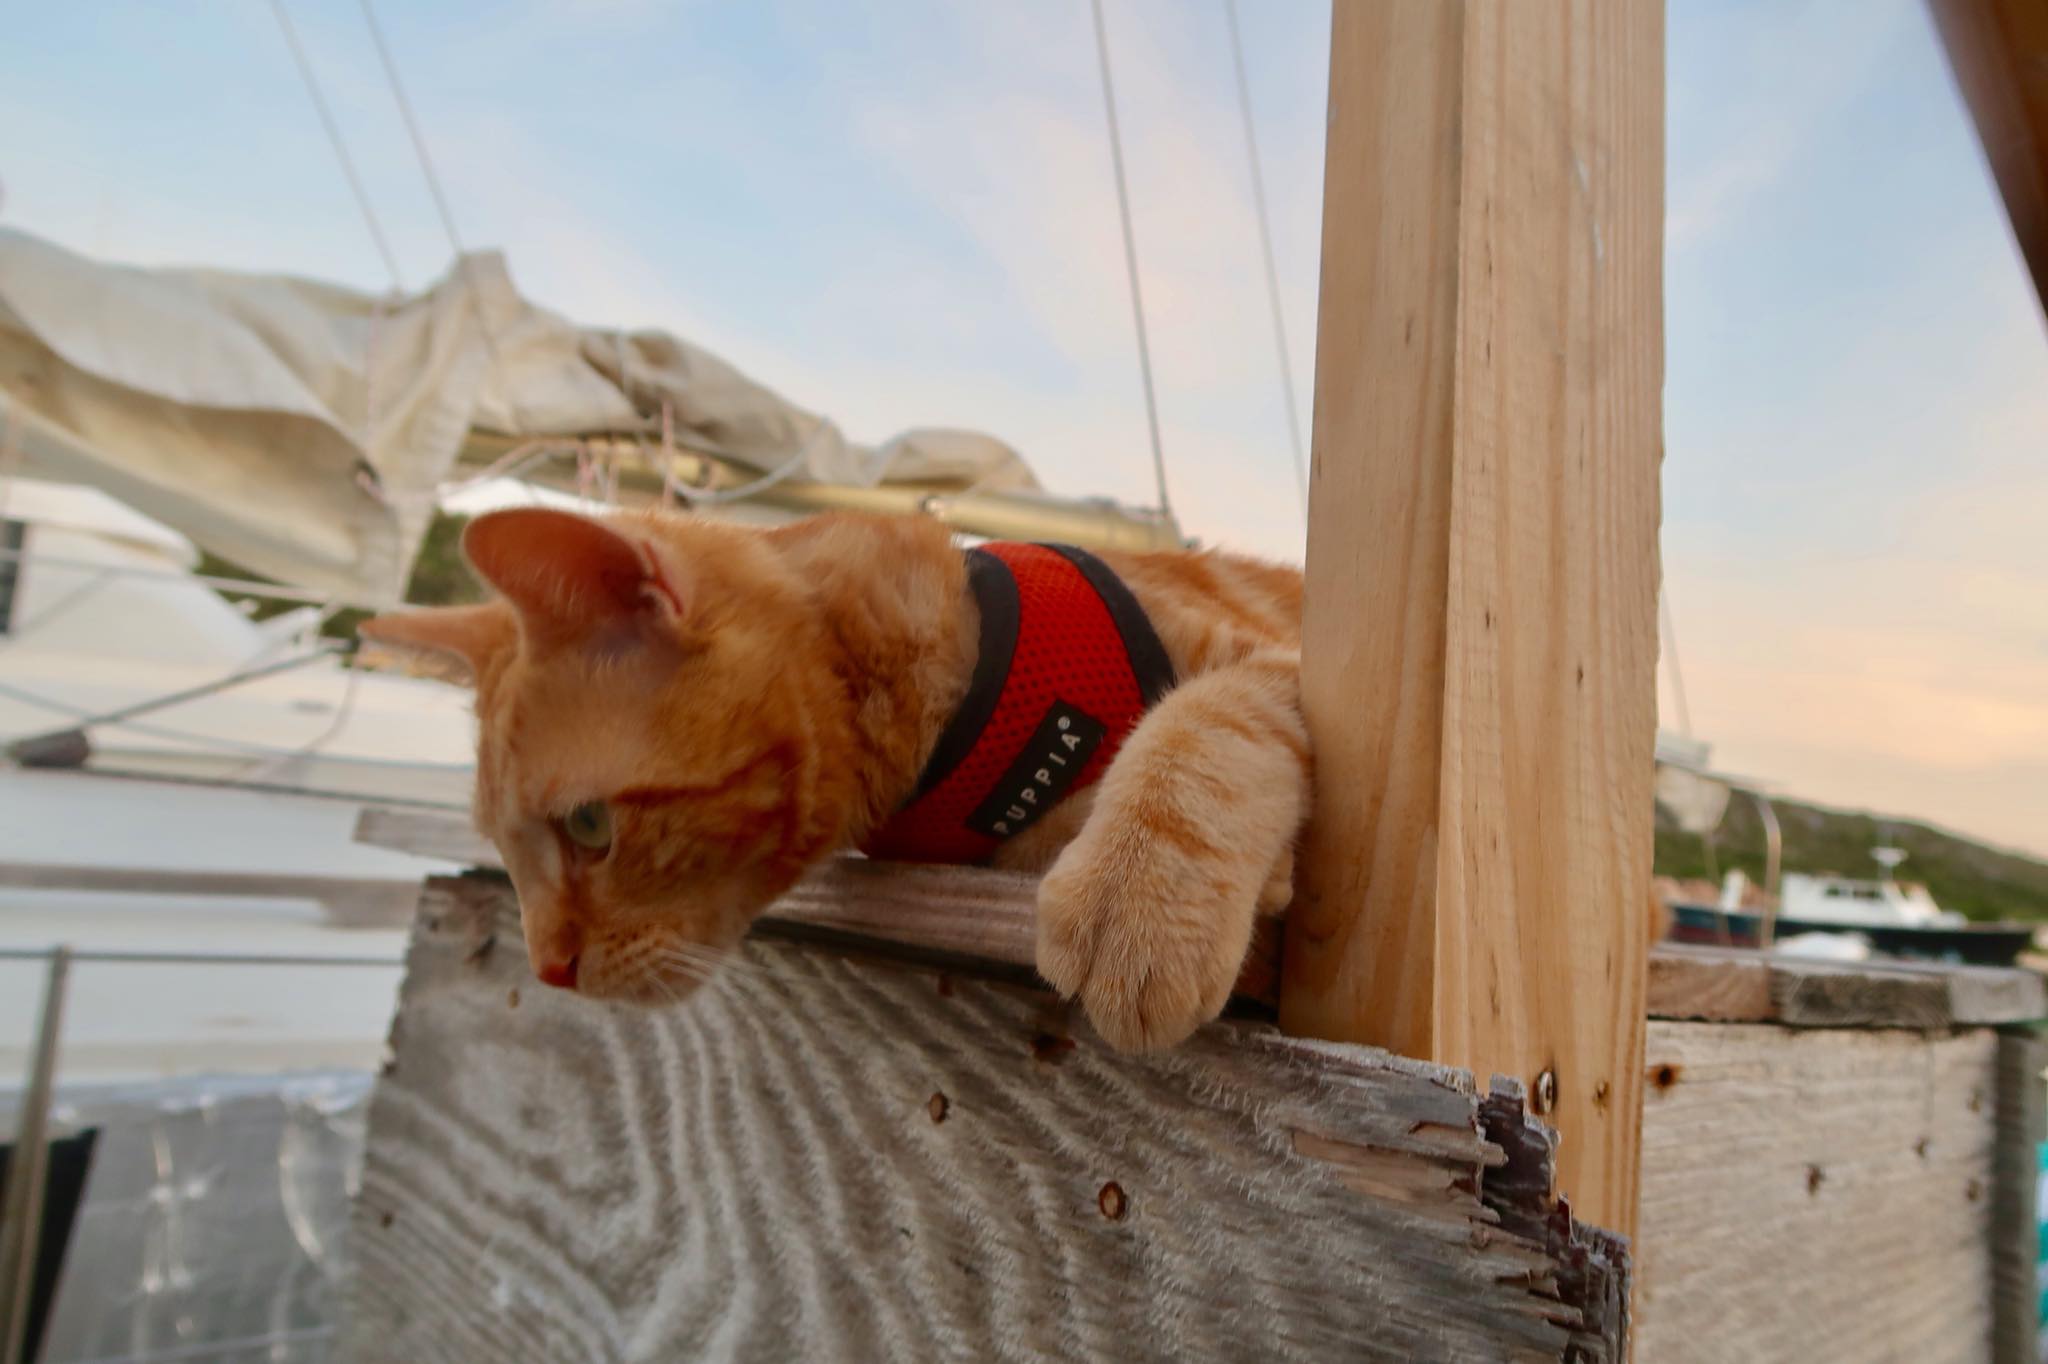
[0,944,403,1364]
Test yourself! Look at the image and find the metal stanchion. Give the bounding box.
[0,946,72,1364]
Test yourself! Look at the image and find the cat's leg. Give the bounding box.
[1036,649,1307,1052]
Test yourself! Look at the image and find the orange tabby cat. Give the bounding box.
[360,506,1306,1052]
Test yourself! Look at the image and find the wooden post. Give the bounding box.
[1281,0,1665,1240]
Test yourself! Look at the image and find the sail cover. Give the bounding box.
[0,228,1041,603]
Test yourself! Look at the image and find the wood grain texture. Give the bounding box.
[356,808,2046,1028]
[351,809,1285,1002]
[1991,1029,2046,1364]
[1281,0,1665,1239]
[1648,943,2048,1028]
[1636,1021,1998,1363]
[1929,0,2048,314]
[343,877,1628,1364]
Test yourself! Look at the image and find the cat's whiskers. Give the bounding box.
[626,954,702,1010]
[648,944,767,996]
[655,940,758,980]
[651,948,729,983]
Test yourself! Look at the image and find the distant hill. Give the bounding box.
[1656,793,2048,922]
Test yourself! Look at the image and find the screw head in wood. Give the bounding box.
[1534,1068,1558,1114]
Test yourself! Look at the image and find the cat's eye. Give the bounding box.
[561,801,612,853]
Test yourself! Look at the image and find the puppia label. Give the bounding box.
[967,701,1107,840]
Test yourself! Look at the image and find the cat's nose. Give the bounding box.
[535,953,580,991]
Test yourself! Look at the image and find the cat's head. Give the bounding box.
[360,508,857,1004]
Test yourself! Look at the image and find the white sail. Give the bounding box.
[0,228,1064,603]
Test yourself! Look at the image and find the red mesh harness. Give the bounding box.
[859,542,1175,865]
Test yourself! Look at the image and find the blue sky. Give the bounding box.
[4,0,2044,860]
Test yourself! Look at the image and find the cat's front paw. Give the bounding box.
[1034,841,1252,1054]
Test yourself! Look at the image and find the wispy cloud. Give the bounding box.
[1666,0,1918,256]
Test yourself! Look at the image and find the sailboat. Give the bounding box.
[0,2,1299,1353]
[0,226,1206,1361]
[0,221,1193,1083]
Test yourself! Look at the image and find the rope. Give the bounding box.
[266,0,406,292]
[436,438,576,497]
[357,0,469,280]
[673,422,829,507]
[0,675,474,799]
[245,620,368,784]
[1087,0,1173,519]
[1,645,348,752]
[1222,0,1308,525]
[0,547,350,608]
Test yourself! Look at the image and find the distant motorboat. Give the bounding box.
[1663,856,2035,967]
[1771,863,1961,931]
[1654,736,2036,966]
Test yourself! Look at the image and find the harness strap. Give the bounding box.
[859,542,1173,864]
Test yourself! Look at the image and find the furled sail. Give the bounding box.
[0,228,1175,604]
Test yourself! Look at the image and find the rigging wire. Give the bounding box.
[266,0,406,292]
[1221,0,1309,526]
[1660,581,1694,739]
[0,674,456,778]
[356,0,469,275]
[1087,0,1173,520]
[355,0,513,386]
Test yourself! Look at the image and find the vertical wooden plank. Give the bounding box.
[1991,1028,2046,1364]
[1283,0,1664,1239]
[1927,0,2048,316]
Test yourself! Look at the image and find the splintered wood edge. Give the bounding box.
[356,807,2043,1027]
[354,807,1283,1007]
[401,874,1629,1360]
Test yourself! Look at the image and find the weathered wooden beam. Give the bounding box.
[353,808,1285,1002]
[1991,1029,2047,1364]
[354,808,2048,1029]
[346,876,1629,1362]
[1647,942,2047,1029]
[1929,0,2048,315]
[1281,0,1665,1239]
[1637,1022,2000,1360]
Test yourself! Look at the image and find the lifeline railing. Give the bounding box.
[0,944,403,1364]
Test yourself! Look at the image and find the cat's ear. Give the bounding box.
[357,603,513,685]
[461,509,685,632]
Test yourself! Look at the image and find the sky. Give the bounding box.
[2,0,2043,860]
